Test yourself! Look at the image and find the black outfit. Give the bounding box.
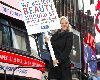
[48,29,73,80]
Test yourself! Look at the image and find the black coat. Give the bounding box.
[48,30,73,80]
[50,29,73,66]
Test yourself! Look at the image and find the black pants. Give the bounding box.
[48,62,72,80]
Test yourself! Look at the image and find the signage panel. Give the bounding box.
[0,62,43,79]
[0,3,23,21]
[19,0,61,34]
[0,50,45,71]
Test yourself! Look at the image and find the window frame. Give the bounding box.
[0,15,31,55]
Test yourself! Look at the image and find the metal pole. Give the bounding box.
[77,0,85,79]
[12,68,17,80]
[4,70,6,80]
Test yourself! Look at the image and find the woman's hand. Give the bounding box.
[53,59,59,66]
[44,36,49,43]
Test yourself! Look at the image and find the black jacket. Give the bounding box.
[50,30,73,64]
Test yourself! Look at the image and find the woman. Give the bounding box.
[48,16,73,80]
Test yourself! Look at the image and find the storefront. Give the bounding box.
[0,1,45,80]
[0,50,45,80]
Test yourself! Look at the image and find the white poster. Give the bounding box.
[19,0,61,34]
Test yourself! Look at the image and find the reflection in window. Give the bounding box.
[12,28,27,51]
[11,28,19,49]
[0,18,27,51]
[0,19,12,47]
[0,25,2,46]
[2,25,12,47]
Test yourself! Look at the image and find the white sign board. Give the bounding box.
[0,3,23,21]
[19,0,61,34]
[0,62,43,79]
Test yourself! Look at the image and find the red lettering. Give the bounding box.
[13,58,17,62]
[0,50,45,71]
[17,58,20,63]
[35,1,38,5]
[92,42,96,51]
[44,4,48,11]
[35,6,39,13]
[24,60,27,65]
[84,33,96,51]
[23,8,28,15]
[41,0,48,4]
[84,33,90,44]
[37,14,40,18]
[89,36,94,47]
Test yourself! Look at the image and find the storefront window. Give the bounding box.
[2,26,12,47]
[0,19,12,47]
[0,25,2,46]
[12,28,27,51]
[0,18,28,52]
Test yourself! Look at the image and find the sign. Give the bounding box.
[95,0,100,33]
[0,0,20,10]
[0,3,23,21]
[0,62,43,79]
[19,0,61,34]
[0,50,45,71]
[84,33,96,51]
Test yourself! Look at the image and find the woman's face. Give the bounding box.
[60,19,69,31]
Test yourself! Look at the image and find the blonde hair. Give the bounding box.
[60,16,73,32]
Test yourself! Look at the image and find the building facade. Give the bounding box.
[53,0,96,76]
[53,0,95,36]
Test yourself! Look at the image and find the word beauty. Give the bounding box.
[19,0,56,26]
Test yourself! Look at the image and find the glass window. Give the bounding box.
[0,19,9,26]
[0,18,28,52]
[12,28,27,51]
[2,26,12,47]
[0,19,12,47]
[0,25,2,46]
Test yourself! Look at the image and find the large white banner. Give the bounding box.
[19,0,61,34]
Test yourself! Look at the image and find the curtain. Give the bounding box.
[11,28,19,49]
